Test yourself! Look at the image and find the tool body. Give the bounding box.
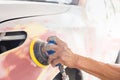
[30,38,69,80]
[59,65,69,80]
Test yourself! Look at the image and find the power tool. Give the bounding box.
[29,36,69,80]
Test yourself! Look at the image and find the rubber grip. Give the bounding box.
[47,40,61,66]
[47,40,56,55]
[47,50,55,55]
[48,40,56,45]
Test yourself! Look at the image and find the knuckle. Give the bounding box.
[60,56,65,61]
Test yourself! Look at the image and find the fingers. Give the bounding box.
[45,44,58,52]
[45,44,59,61]
[49,56,63,67]
[47,36,66,46]
[46,36,68,67]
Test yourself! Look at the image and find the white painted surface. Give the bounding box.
[0,1,120,80]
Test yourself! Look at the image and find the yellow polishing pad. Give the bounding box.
[30,39,46,68]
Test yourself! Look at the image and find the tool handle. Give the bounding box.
[47,40,56,55]
[47,40,61,66]
[47,39,68,80]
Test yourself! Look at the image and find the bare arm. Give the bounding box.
[75,54,120,80]
[47,36,120,80]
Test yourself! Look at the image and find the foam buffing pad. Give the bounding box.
[30,39,48,68]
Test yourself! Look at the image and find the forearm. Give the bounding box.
[74,54,120,80]
[46,36,120,79]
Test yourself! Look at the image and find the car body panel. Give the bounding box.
[0,1,120,80]
[0,23,60,80]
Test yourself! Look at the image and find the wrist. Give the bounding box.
[72,54,80,68]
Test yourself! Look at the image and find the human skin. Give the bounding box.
[47,36,120,80]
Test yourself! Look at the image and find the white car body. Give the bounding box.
[0,1,120,80]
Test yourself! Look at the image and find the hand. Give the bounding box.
[46,36,78,68]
